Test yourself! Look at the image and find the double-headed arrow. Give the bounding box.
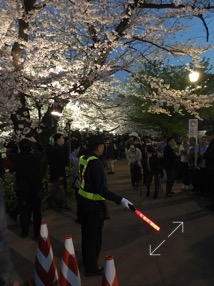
[149,221,184,256]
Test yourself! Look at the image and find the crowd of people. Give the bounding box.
[1,129,214,282]
[1,131,214,227]
[123,132,214,205]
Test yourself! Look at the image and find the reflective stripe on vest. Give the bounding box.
[78,155,105,201]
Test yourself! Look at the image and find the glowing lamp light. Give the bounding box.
[51,110,63,117]
[189,71,200,83]
[129,204,160,231]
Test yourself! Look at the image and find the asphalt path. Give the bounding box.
[7,159,214,286]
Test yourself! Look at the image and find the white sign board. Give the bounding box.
[188,119,198,142]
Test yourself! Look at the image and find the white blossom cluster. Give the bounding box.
[0,0,213,133]
[127,70,214,119]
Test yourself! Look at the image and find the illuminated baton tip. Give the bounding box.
[133,208,160,232]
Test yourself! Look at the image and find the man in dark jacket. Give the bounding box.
[143,145,161,199]
[78,135,133,276]
[204,130,214,210]
[10,137,44,239]
[47,133,70,211]
[163,137,177,197]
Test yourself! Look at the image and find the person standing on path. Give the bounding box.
[204,130,214,211]
[163,137,177,197]
[179,136,190,190]
[126,144,142,189]
[195,136,208,195]
[69,141,88,223]
[106,138,118,174]
[78,135,133,276]
[143,145,161,199]
[47,133,70,211]
[10,137,44,239]
[187,137,197,192]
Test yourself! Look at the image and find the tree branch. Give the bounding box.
[132,36,189,56]
[138,2,214,10]
[195,14,209,42]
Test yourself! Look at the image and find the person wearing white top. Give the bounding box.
[126,144,142,189]
[179,136,190,190]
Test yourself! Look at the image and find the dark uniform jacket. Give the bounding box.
[10,143,43,196]
[163,144,176,170]
[47,143,67,182]
[143,154,161,175]
[79,152,122,204]
[106,142,118,160]
[204,139,214,175]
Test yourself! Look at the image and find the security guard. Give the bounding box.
[78,135,132,276]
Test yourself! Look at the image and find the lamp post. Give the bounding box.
[51,104,63,133]
[188,71,200,143]
[65,120,71,154]
[51,110,63,117]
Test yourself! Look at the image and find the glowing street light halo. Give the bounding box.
[188,71,200,83]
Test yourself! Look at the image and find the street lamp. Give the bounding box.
[65,120,72,167]
[51,104,63,132]
[189,71,200,83]
[51,105,63,117]
[188,71,200,144]
[51,110,63,117]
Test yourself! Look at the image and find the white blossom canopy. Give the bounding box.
[0,0,213,134]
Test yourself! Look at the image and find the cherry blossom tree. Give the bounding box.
[0,0,213,141]
[125,58,214,136]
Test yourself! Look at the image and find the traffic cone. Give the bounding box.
[102,255,119,286]
[59,235,81,286]
[34,222,59,286]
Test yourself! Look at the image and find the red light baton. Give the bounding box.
[128,204,160,231]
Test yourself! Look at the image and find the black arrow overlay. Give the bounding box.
[149,222,184,256]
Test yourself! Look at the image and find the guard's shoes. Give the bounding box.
[85,266,104,276]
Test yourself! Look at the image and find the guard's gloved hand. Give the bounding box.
[120,198,133,210]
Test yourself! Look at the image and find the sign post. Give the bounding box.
[188,119,198,142]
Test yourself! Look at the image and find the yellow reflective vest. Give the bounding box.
[78,155,105,201]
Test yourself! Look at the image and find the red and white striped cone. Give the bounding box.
[102,255,119,286]
[59,235,81,286]
[34,222,59,286]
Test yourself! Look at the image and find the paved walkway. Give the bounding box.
[7,160,214,286]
